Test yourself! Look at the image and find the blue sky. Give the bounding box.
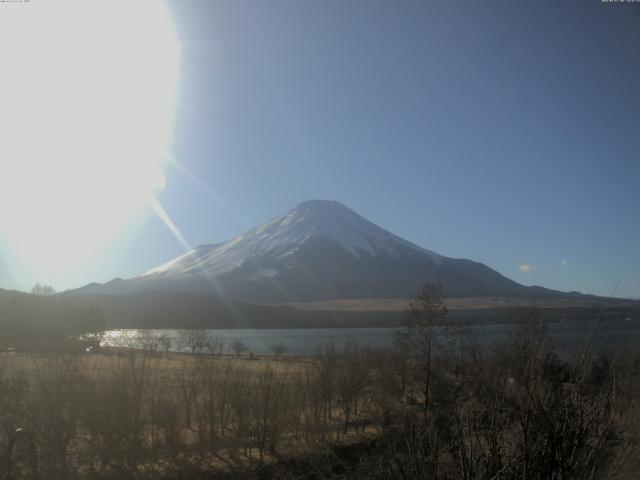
[1,0,639,298]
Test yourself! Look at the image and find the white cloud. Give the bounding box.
[519,264,536,273]
[560,260,573,268]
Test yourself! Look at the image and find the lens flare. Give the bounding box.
[0,0,180,281]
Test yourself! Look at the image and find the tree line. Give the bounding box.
[0,293,106,351]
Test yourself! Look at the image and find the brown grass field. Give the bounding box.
[0,348,383,478]
[2,320,640,480]
[267,295,638,311]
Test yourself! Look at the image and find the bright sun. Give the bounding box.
[0,0,179,280]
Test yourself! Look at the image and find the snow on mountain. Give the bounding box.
[73,199,567,302]
[144,200,442,279]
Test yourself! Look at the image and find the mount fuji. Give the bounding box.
[75,200,565,303]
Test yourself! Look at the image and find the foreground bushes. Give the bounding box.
[0,317,637,479]
[269,321,638,480]
[0,344,385,479]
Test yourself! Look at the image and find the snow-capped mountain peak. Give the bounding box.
[268,200,441,260]
[75,199,550,302]
[145,200,441,278]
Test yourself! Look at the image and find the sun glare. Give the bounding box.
[0,0,179,281]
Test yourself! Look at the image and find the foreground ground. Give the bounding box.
[1,319,640,479]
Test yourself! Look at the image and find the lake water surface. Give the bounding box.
[103,319,640,356]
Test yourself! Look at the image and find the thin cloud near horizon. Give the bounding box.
[519,264,536,273]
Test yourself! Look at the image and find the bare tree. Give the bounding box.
[315,342,338,440]
[270,342,287,359]
[157,334,173,356]
[395,283,448,409]
[29,356,81,478]
[30,283,56,295]
[175,358,204,431]
[228,368,252,456]
[178,329,210,355]
[206,333,226,356]
[231,339,248,357]
[252,366,286,462]
[138,329,161,355]
[335,340,369,433]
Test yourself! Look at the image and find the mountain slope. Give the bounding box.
[144,200,442,279]
[74,200,568,302]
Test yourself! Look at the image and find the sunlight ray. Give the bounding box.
[167,156,254,229]
[147,195,193,256]
[162,158,306,308]
[147,195,249,326]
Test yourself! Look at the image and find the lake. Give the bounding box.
[103,319,640,357]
